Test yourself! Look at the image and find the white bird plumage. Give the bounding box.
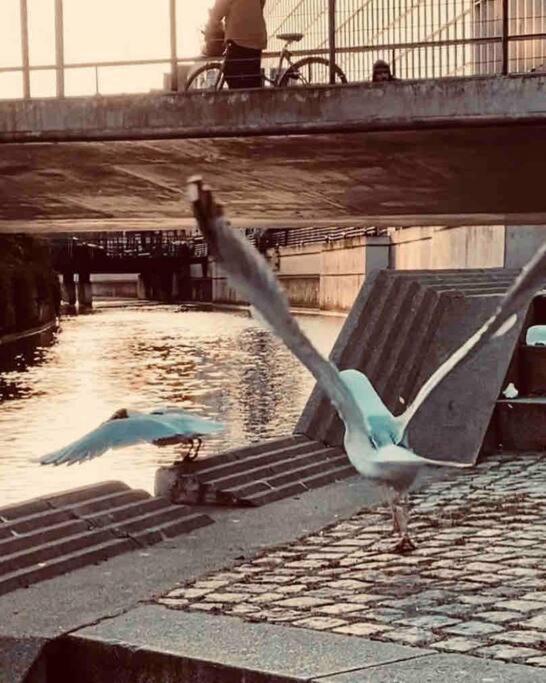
[502,382,519,399]
[188,176,546,551]
[526,324,546,346]
[39,407,224,466]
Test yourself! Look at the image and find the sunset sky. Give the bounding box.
[0,0,214,97]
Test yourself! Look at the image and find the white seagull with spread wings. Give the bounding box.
[39,406,223,466]
[188,176,546,552]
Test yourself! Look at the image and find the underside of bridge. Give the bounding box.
[0,76,545,233]
[1,124,546,233]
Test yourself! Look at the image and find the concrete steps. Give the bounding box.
[0,481,213,596]
[154,436,356,507]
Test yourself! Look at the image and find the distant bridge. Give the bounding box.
[51,232,196,273]
[49,232,207,310]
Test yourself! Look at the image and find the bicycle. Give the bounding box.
[185,32,347,91]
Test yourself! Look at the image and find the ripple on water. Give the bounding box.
[0,304,343,505]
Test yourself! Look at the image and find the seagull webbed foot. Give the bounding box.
[172,437,202,465]
[389,535,417,554]
[185,437,202,461]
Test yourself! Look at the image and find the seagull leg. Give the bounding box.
[172,439,194,466]
[390,495,417,554]
[382,485,401,536]
[184,437,202,462]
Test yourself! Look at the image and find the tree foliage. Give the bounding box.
[0,235,60,336]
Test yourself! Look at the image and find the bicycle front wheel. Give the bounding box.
[278,57,347,87]
[184,63,226,91]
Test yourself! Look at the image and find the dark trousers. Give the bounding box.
[224,41,262,89]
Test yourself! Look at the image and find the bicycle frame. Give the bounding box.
[212,41,299,90]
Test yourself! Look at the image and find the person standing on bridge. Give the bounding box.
[372,59,397,82]
[206,0,267,89]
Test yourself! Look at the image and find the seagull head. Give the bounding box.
[109,408,129,420]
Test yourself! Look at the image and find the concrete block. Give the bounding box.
[45,606,433,683]
[496,398,546,450]
[0,636,48,683]
[407,292,525,463]
[521,346,546,394]
[297,268,527,464]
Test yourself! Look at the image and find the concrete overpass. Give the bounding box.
[1,75,545,233]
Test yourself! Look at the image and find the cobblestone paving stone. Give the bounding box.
[157,451,546,668]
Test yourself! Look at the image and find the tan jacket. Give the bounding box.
[210,0,267,51]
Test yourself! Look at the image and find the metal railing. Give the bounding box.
[189,225,386,259]
[1,0,544,99]
[50,231,194,266]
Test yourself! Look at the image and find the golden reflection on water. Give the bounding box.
[0,305,343,505]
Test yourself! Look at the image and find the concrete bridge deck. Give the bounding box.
[1,76,545,233]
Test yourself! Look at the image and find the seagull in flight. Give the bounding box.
[39,406,223,466]
[188,176,546,552]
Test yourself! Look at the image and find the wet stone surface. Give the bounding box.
[157,451,546,668]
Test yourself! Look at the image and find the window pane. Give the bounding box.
[28,0,55,66]
[0,0,22,68]
[64,0,170,63]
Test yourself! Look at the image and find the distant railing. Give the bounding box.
[50,231,194,267]
[1,0,544,100]
[190,225,386,259]
[264,225,386,248]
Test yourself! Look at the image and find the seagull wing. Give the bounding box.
[148,409,224,436]
[397,240,546,437]
[39,414,206,466]
[188,177,369,437]
[375,444,473,468]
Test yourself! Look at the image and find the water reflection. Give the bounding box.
[0,304,343,505]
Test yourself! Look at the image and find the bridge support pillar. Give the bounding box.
[77,272,93,312]
[171,271,180,299]
[62,272,77,313]
[137,274,150,300]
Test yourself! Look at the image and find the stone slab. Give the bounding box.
[407,292,526,463]
[317,653,546,682]
[0,637,47,683]
[48,605,433,682]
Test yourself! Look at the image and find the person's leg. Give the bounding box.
[239,48,261,88]
[224,41,262,89]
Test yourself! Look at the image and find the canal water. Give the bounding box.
[0,304,343,506]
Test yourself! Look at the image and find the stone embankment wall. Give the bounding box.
[209,235,390,312]
[0,235,60,339]
[191,224,546,313]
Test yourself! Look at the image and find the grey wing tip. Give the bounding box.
[39,454,62,466]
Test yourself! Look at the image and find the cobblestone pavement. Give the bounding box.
[157,451,546,669]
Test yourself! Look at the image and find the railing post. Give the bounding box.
[169,0,178,91]
[501,0,509,74]
[328,0,336,84]
[20,0,30,98]
[55,0,64,97]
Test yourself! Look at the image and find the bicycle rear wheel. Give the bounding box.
[278,57,347,87]
[184,63,226,91]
